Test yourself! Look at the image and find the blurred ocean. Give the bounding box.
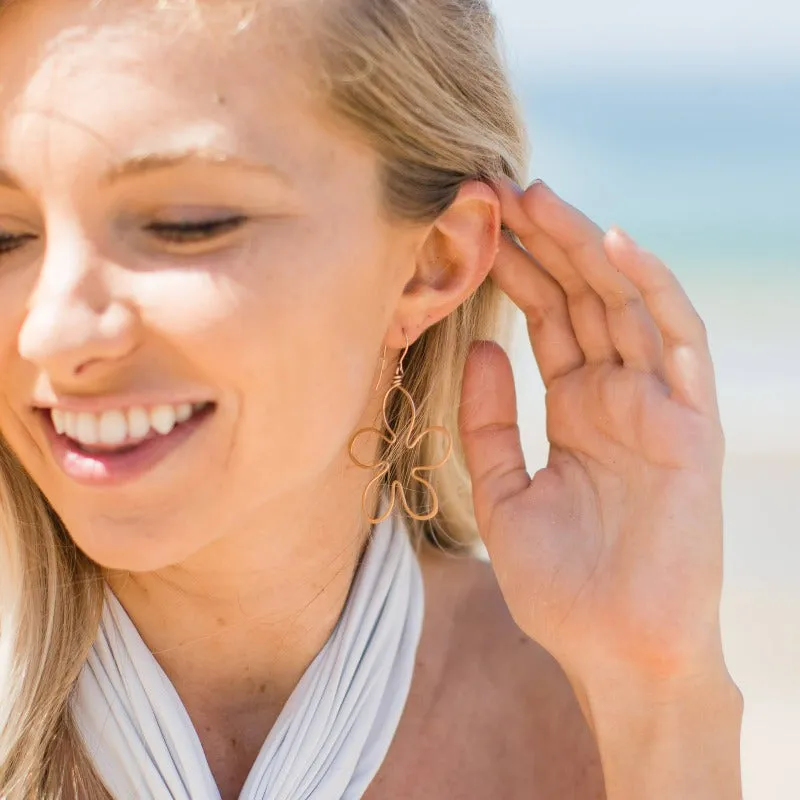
[505,73,799,797]
[516,74,800,454]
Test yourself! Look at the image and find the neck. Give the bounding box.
[106,470,375,733]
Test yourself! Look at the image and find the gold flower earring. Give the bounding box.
[348,330,453,525]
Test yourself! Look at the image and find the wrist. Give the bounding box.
[569,667,744,800]
[563,635,735,727]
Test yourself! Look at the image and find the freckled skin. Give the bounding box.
[0,2,606,798]
[0,0,421,571]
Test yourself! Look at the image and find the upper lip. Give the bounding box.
[31,393,215,414]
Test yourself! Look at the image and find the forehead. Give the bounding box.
[0,0,334,184]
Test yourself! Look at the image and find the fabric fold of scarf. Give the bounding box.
[72,504,424,799]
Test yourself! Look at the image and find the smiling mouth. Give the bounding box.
[38,402,217,486]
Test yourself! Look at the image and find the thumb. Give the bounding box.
[459,340,530,537]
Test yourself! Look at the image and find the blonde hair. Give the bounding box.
[0,0,529,795]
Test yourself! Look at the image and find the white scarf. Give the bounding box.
[72,505,424,799]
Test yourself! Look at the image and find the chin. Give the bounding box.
[66,513,204,574]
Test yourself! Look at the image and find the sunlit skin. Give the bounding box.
[0,1,509,793]
[0,1,740,798]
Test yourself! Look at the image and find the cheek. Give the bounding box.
[0,262,40,371]
[231,228,391,478]
[137,219,392,481]
[0,271,45,449]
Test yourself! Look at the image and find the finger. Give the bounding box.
[491,236,584,386]
[510,179,665,378]
[458,340,531,536]
[603,228,720,418]
[509,225,618,365]
[496,179,618,365]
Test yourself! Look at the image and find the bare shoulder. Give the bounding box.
[366,545,606,799]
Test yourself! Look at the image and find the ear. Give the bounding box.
[386,180,501,348]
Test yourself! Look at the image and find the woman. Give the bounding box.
[0,0,743,797]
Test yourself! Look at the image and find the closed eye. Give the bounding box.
[0,232,37,256]
[145,215,248,244]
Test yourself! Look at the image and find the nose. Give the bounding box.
[17,238,140,383]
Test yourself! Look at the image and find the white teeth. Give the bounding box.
[50,401,206,448]
[98,410,128,446]
[76,413,99,445]
[64,411,78,440]
[52,409,66,435]
[149,405,177,436]
[127,406,150,439]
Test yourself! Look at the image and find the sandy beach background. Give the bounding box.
[491,1,799,795]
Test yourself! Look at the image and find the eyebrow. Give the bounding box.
[100,148,290,186]
[0,148,288,192]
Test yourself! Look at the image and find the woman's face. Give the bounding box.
[0,0,429,569]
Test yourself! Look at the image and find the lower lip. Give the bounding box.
[41,406,215,487]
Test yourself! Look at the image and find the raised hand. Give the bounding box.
[458,178,730,699]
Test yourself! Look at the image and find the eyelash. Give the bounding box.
[0,233,37,255]
[145,215,248,243]
[0,216,247,259]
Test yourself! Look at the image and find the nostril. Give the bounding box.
[18,296,141,374]
[74,358,102,377]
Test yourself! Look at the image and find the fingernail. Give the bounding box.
[610,225,637,247]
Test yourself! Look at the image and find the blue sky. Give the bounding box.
[483,1,799,272]
[490,0,800,77]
